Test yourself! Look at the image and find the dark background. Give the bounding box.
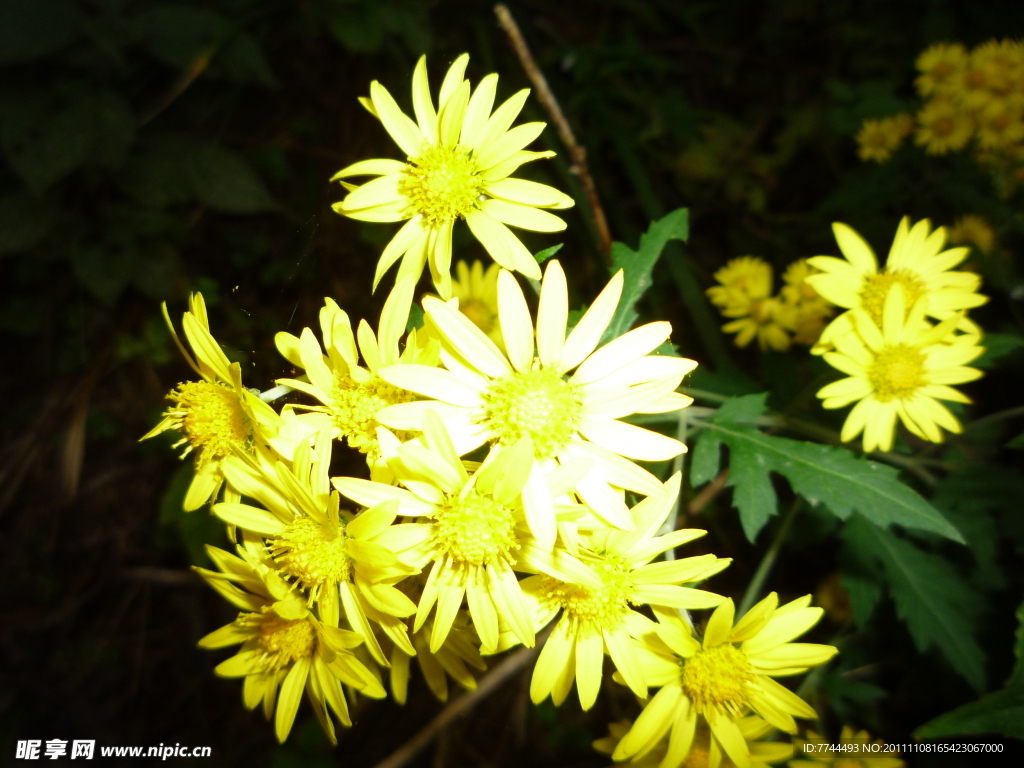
[3,1,1024,765]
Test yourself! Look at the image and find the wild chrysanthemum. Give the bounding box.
[915,98,974,154]
[595,716,793,768]
[806,217,987,354]
[914,43,969,97]
[333,410,600,654]
[375,260,696,542]
[855,114,913,163]
[195,546,385,744]
[613,594,837,768]
[449,259,503,348]
[975,96,1024,150]
[212,431,421,665]
[815,285,984,452]
[523,474,730,711]
[707,256,792,351]
[274,276,437,478]
[143,292,283,510]
[331,54,574,298]
[790,726,905,768]
[777,260,834,346]
[947,213,996,254]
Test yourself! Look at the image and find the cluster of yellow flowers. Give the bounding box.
[707,257,835,352]
[146,55,841,766]
[856,39,1024,169]
[808,217,987,453]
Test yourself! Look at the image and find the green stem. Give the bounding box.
[737,497,803,617]
[964,404,1024,432]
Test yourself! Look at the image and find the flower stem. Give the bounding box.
[737,497,803,617]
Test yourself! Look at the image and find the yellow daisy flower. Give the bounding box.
[707,256,792,351]
[595,716,793,768]
[777,260,834,346]
[855,114,913,163]
[274,276,437,478]
[915,98,974,154]
[449,259,503,348]
[375,260,696,542]
[333,410,601,655]
[790,726,904,768]
[915,43,969,97]
[806,217,987,354]
[975,96,1024,150]
[212,430,422,666]
[194,546,385,744]
[816,285,984,452]
[143,292,284,511]
[331,54,574,298]
[613,594,837,768]
[523,474,730,711]
[946,213,996,254]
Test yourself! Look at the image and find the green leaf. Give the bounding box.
[843,516,986,692]
[534,244,563,265]
[0,192,53,255]
[72,244,136,306]
[191,143,275,214]
[602,208,689,342]
[973,333,1024,369]
[0,0,81,64]
[691,396,963,542]
[1006,431,1024,449]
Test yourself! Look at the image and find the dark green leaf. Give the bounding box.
[602,208,689,342]
[534,244,563,265]
[0,0,81,65]
[190,144,275,214]
[0,192,53,255]
[844,516,986,692]
[72,244,136,306]
[973,333,1024,369]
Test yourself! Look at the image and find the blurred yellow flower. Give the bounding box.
[708,256,792,351]
[855,114,913,162]
[450,259,503,348]
[915,98,974,154]
[778,260,834,346]
[947,214,996,254]
[914,42,968,96]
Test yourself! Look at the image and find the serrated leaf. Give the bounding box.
[693,399,963,542]
[602,208,689,342]
[844,516,985,692]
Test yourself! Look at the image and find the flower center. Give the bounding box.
[331,374,414,453]
[541,557,632,633]
[460,298,497,334]
[749,298,776,324]
[252,611,317,671]
[169,381,251,461]
[479,364,582,460]
[680,643,753,716]
[269,516,352,599]
[400,145,482,227]
[868,345,926,401]
[432,489,518,569]
[860,271,925,325]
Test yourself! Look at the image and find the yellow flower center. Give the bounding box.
[541,557,632,633]
[400,145,482,227]
[253,612,317,671]
[270,516,352,600]
[479,364,582,460]
[169,381,251,462]
[868,344,926,401]
[460,298,497,335]
[680,643,754,716]
[433,490,518,569]
[331,374,414,452]
[859,271,925,325]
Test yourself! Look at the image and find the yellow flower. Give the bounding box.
[947,213,996,254]
[333,410,600,654]
[777,260,834,346]
[915,98,974,154]
[968,39,1024,102]
[450,259,503,348]
[375,260,696,542]
[708,256,792,352]
[613,594,837,768]
[816,285,984,452]
[789,726,905,768]
[142,292,283,511]
[806,217,987,354]
[194,546,385,744]
[331,54,574,298]
[915,43,969,97]
[975,96,1024,150]
[855,114,913,163]
[212,430,422,666]
[274,276,437,478]
[523,474,730,711]
[595,716,793,768]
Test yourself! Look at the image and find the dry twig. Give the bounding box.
[687,468,729,516]
[494,4,613,263]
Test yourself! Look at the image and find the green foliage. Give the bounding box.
[842,516,986,692]
[602,208,688,341]
[690,394,963,542]
[974,332,1024,369]
[915,597,1024,738]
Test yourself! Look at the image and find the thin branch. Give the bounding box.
[371,633,547,768]
[688,469,729,515]
[493,4,613,263]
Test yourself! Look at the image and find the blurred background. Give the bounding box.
[3,1,1024,765]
